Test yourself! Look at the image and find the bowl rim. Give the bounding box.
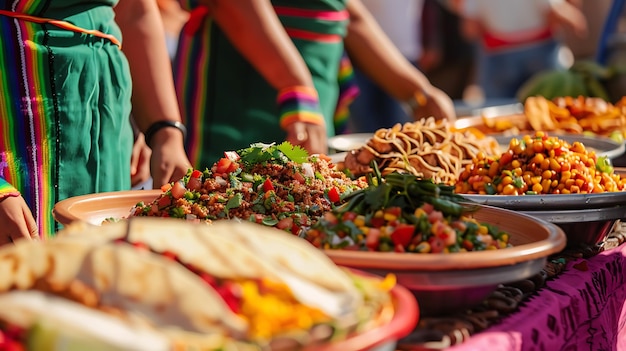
[323,205,566,271]
[312,271,419,351]
[53,190,163,226]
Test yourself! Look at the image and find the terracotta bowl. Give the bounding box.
[53,190,163,226]
[322,205,566,316]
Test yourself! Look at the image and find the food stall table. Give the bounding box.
[400,242,626,351]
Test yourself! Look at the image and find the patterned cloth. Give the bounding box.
[175,0,349,167]
[0,0,133,237]
[447,244,626,351]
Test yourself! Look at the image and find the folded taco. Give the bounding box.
[0,236,257,350]
[58,218,395,348]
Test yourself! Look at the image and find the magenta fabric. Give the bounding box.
[449,244,626,351]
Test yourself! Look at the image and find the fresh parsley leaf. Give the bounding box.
[277,141,309,164]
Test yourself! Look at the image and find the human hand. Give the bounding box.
[130,132,152,188]
[147,128,193,189]
[285,121,328,156]
[0,196,38,246]
[414,86,457,122]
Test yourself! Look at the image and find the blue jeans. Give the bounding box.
[478,39,562,99]
[347,66,412,133]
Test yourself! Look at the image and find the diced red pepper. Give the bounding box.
[187,176,202,191]
[262,178,274,192]
[390,225,415,248]
[370,217,386,228]
[190,170,203,178]
[276,217,294,230]
[385,207,402,217]
[328,187,341,203]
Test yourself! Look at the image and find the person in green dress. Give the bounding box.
[0,0,191,245]
[175,0,456,168]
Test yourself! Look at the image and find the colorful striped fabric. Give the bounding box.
[0,1,133,238]
[277,86,325,129]
[0,178,20,199]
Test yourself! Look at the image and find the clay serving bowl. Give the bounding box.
[322,205,566,316]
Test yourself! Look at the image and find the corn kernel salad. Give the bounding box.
[303,172,511,253]
[130,142,368,234]
[455,132,626,195]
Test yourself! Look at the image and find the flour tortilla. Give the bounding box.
[59,218,363,319]
[0,236,248,338]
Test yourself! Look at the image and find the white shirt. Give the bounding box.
[361,0,424,60]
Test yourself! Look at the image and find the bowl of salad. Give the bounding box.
[301,171,566,316]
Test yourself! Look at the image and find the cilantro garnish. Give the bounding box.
[237,141,309,166]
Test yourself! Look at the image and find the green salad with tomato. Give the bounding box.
[129,142,368,234]
[302,169,512,253]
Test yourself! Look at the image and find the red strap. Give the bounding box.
[184,6,210,35]
[0,9,121,48]
[482,27,553,51]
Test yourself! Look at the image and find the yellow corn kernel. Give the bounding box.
[561,171,571,182]
[383,213,397,221]
[478,225,488,235]
[354,215,366,227]
[499,233,509,242]
[356,234,364,242]
[502,184,517,195]
[540,158,550,170]
[541,179,552,192]
[570,185,580,193]
[532,183,543,193]
[360,227,370,235]
[531,153,544,165]
[501,176,513,186]
[486,245,497,250]
[374,210,384,218]
[549,158,561,171]
[414,208,426,217]
[531,175,542,185]
[541,169,553,180]
[511,160,521,169]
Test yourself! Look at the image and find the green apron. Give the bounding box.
[175,0,349,167]
[0,0,133,237]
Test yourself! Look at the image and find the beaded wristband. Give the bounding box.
[144,120,187,148]
[277,86,325,130]
[0,178,20,200]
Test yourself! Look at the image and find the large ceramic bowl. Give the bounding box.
[323,205,566,316]
[53,190,163,226]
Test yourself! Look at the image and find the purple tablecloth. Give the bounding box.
[447,244,626,351]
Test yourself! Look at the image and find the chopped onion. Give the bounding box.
[302,163,314,178]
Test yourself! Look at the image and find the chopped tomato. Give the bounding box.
[370,217,386,228]
[190,170,203,178]
[499,150,514,166]
[390,225,415,247]
[215,157,237,174]
[262,178,275,192]
[276,217,294,230]
[328,187,341,203]
[170,181,187,199]
[157,196,172,209]
[429,236,445,253]
[341,211,358,222]
[365,228,381,251]
[385,207,402,217]
[187,176,202,191]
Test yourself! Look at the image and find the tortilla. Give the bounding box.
[0,235,248,338]
[59,218,364,319]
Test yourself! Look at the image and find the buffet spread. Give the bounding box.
[5,96,625,350]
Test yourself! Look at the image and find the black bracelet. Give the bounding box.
[143,121,187,148]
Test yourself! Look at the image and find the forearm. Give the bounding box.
[344,0,431,101]
[113,0,183,134]
[208,0,314,90]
